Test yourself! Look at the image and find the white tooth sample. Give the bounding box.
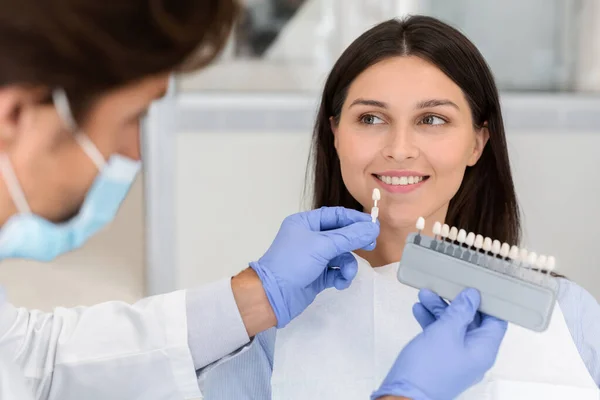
[474,234,484,249]
[465,232,475,247]
[371,206,379,223]
[547,256,556,272]
[408,176,415,184]
[441,224,450,238]
[392,176,401,185]
[491,240,501,255]
[526,252,537,267]
[448,227,458,241]
[500,243,510,258]
[482,237,492,252]
[457,229,467,244]
[509,245,520,260]
[432,221,442,236]
[400,176,408,185]
[519,248,528,264]
[536,255,548,270]
[416,217,425,230]
[372,188,381,201]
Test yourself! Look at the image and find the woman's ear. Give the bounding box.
[467,123,490,166]
[329,116,339,149]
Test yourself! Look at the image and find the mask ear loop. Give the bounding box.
[51,89,106,171]
[0,153,32,214]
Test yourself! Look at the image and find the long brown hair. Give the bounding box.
[0,0,239,120]
[309,16,521,246]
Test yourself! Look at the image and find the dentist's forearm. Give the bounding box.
[185,267,276,370]
[231,267,277,336]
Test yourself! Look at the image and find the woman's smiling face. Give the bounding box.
[332,55,489,229]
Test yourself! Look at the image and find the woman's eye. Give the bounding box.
[421,115,446,126]
[360,114,384,125]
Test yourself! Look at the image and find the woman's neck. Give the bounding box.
[355,221,413,267]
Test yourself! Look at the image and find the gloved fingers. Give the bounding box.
[417,288,448,318]
[327,252,358,290]
[438,288,481,332]
[412,302,436,329]
[312,206,372,232]
[322,221,380,259]
[361,240,377,251]
[467,313,508,346]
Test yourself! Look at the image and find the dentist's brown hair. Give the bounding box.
[0,0,239,121]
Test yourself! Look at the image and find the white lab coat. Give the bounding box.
[0,290,203,400]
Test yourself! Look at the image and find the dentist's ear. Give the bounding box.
[0,87,29,149]
[0,86,55,151]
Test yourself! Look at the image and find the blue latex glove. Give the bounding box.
[371,288,508,400]
[250,207,379,328]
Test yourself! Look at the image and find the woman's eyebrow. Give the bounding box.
[416,99,459,110]
[349,98,388,109]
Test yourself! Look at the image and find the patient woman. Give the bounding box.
[200,16,600,399]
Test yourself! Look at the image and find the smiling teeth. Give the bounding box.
[377,175,424,186]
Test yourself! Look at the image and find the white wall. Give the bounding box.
[170,127,600,301]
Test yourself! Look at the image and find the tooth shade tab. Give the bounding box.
[432,222,442,236]
[547,256,556,272]
[482,237,492,252]
[491,240,501,255]
[416,217,425,230]
[527,252,538,266]
[448,227,458,241]
[441,224,450,238]
[537,255,548,269]
[372,188,381,201]
[465,232,475,247]
[474,235,484,249]
[500,243,510,258]
[457,229,467,243]
[520,248,529,263]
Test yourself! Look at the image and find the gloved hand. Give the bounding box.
[250,207,379,328]
[371,288,508,400]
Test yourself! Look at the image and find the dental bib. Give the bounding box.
[271,255,599,399]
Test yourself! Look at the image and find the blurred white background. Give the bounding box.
[3,0,600,311]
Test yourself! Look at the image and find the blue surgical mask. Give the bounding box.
[0,89,141,262]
